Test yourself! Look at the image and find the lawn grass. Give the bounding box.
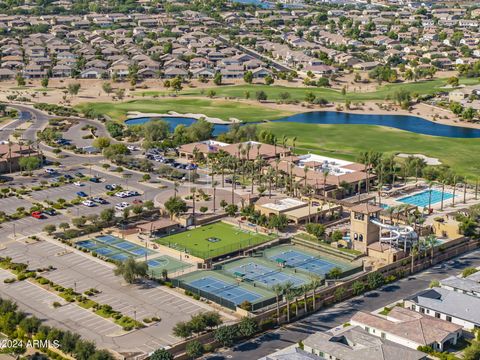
[75,98,292,123]
[155,222,276,259]
[259,122,480,179]
[135,77,480,102]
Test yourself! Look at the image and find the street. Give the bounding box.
[205,249,480,359]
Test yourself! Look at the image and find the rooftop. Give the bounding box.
[303,326,425,360]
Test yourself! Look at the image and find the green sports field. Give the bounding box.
[155,222,276,259]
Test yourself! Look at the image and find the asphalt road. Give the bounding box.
[205,249,480,360]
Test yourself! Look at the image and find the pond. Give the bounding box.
[125,111,480,138]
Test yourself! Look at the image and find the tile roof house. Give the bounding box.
[404,287,480,330]
[303,326,426,360]
[351,307,462,351]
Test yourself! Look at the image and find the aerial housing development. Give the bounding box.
[0,0,479,360]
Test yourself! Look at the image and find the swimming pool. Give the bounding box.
[398,190,454,207]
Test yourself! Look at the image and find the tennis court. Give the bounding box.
[264,245,359,278]
[228,261,306,287]
[189,276,261,304]
[147,255,192,277]
[76,235,155,261]
[269,249,345,276]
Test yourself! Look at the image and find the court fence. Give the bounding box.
[171,278,276,311]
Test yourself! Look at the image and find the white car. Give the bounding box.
[127,145,137,151]
[74,181,83,186]
[82,200,96,207]
[45,168,57,174]
[115,191,128,198]
[115,202,129,210]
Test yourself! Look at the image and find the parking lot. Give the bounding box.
[0,238,225,354]
[0,269,121,342]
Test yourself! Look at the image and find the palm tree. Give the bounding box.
[322,168,330,204]
[283,281,294,322]
[427,180,434,212]
[440,181,445,211]
[426,234,437,265]
[272,284,283,324]
[301,283,311,313]
[191,187,196,227]
[303,165,310,188]
[291,136,297,155]
[282,135,288,156]
[310,276,321,311]
[275,158,280,189]
[173,181,179,198]
[212,181,218,213]
[410,245,418,274]
[452,176,457,207]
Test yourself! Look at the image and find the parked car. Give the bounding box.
[89,177,101,183]
[115,191,128,198]
[64,174,74,180]
[31,211,45,219]
[45,168,57,174]
[76,191,88,197]
[74,181,83,186]
[82,200,95,207]
[43,208,57,216]
[132,199,143,205]
[92,197,107,204]
[115,202,129,210]
[126,190,139,197]
[75,172,84,177]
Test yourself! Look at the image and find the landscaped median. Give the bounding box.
[0,257,149,331]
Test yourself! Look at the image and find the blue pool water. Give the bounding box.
[125,112,480,138]
[398,190,455,207]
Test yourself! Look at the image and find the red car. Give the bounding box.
[132,199,143,205]
[31,211,45,219]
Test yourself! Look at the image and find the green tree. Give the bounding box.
[16,74,25,86]
[225,204,238,217]
[305,92,316,103]
[255,90,267,101]
[213,72,222,86]
[214,325,237,347]
[327,266,342,279]
[43,224,56,235]
[244,71,253,84]
[67,83,81,97]
[172,321,193,339]
[237,317,258,337]
[366,272,384,289]
[265,75,274,85]
[92,137,111,149]
[463,342,480,360]
[185,340,203,359]
[352,281,365,295]
[19,156,41,174]
[58,222,70,232]
[164,196,187,219]
[41,77,49,88]
[305,223,325,240]
[170,76,183,93]
[113,257,148,284]
[150,349,173,360]
[102,82,113,95]
[100,208,115,223]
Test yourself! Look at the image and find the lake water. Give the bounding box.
[124,111,480,138]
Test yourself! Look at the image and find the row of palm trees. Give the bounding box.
[271,276,322,324]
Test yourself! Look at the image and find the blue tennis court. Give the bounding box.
[76,240,97,250]
[228,262,306,287]
[110,253,129,261]
[95,235,121,245]
[189,276,261,305]
[95,247,115,256]
[114,242,138,251]
[270,250,341,276]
